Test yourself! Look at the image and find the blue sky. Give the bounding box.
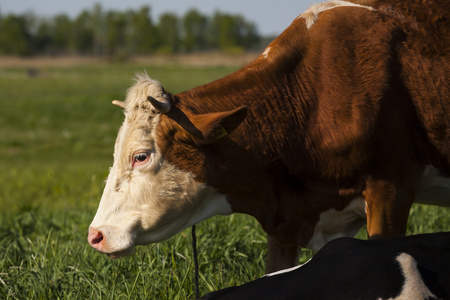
[1,0,313,35]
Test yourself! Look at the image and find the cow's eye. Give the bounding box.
[132,152,150,168]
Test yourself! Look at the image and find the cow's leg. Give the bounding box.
[364,178,414,239]
[265,234,300,273]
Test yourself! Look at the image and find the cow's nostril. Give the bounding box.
[92,231,103,244]
[88,229,104,248]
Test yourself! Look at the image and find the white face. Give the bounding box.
[88,75,232,258]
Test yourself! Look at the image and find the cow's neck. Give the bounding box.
[170,49,364,245]
[177,55,314,160]
[171,62,344,239]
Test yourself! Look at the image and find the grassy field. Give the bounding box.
[1,57,449,299]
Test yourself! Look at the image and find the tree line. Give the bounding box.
[0,4,273,58]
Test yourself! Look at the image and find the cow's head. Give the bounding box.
[88,73,247,258]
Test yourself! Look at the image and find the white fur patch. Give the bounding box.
[382,253,436,300]
[262,47,271,59]
[125,72,169,114]
[306,197,366,251]
[298,1,375,29]
[263,259,310,277]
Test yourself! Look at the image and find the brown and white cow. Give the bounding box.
[88,0,450,272]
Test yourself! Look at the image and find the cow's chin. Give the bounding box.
[106,247,134,259]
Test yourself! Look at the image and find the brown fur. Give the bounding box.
[155,0,449,272]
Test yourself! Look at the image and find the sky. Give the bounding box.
[0,0,313,36]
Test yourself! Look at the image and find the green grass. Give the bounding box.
[1,62,449,299]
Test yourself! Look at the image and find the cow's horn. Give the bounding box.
[147,96,172,113]
[112,100,126,108]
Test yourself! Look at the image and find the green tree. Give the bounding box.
[241,22,261,50]
[157,13,180,54]
[210,12,261,52]
[0,5,263,56]
[211,12,241,52]
[35,19,52,53]
[73,10,94,54]
[104,10,127,57]
[91,4,104,56]
[182,9,208,52]
[0,14,33,55]
[129,6,159,54]
[52,14,73,53]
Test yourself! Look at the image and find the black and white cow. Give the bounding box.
[201,232,450,300]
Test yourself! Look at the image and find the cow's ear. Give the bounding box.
[188,106,248,142]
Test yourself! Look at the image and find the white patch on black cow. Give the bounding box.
[381,253,436,300]
[263,259,310,277]
[299,0,375,29]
